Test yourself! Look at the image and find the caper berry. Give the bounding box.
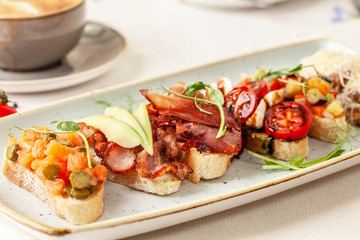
[6,144,19,162]
[55,139,73,148]
[42,164,60,181]
[41,132,57,141]
[69,170,92,190]
[70,188,91,199]
[63,184,72,196]
[76,146,87,152]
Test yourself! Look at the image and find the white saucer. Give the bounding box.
[0,21,126,93]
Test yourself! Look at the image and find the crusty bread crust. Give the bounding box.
[91,151,181,195]
[2,157,104,225]
[244,130,309,161]
[184,148,233,184]
[308,115,348,143]
[107,170,181,195]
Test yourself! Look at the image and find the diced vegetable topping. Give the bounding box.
[6,126,107,199]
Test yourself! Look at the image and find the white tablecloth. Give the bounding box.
[2,0,360,239]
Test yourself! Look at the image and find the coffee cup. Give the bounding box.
[0,0,86,71]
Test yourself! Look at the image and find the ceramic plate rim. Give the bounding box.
[0,37,358,237]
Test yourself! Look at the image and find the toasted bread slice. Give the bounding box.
[106,170,181,195]
[91,152,181,195]
[184,148,233,184]
[3,157,104,225]
[308,115,348,143]
[244,130,309,161]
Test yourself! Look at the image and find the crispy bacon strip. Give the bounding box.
[136,128,192,180]
[77,122,107,148]
[141,90,240,130]
[176,122,242,155]
[100,142,136,174]
[136,142,192,180]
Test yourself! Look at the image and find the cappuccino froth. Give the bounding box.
[0,0,83,18]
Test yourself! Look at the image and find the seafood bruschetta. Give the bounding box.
[3,125,107,224]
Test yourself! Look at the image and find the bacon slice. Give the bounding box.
[141,90,240,130]
[136,129,193,180]
[80,121,193,180]
[102,142,136,174]
[78,122,107,148]
[176,122,242,155]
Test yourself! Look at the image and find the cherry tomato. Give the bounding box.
[224,86,258,124]
[0,103,17,117]
[246,80,268,99]
[264,101,312,141]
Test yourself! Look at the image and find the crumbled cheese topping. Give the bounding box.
[299,50,360,122]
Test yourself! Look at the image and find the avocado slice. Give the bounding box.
[132,102,153,152]
[104,106,153,155]
[75,115,143,148]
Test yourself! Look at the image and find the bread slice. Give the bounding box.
[90,152,181,195]
[244,130,309,161]
[184,148,233,184]
[308,115,348,143]
[106,170,181,195]
[3,157,104,225]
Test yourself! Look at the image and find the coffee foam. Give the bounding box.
[0,0,82,18]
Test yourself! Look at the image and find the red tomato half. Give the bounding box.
[264,101,312,141]
[224,86,258,124]
[0,103,17,117]
[246,80,268,99]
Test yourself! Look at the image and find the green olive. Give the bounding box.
[70,170,92,190]
[70,188,91,199]
[41,132,57,141]
[55,139,73,148]
[6,144,19,162]
[76,146,87,152]
[42,164,60,181]
[63,184,72,196]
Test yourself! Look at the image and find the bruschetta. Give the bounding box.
[3,126,107,224]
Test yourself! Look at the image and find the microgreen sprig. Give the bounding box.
[264,64,303,79]
[10,121,93,169]
[162,82,227,138]
[254,64,321,81]
[248,127,351,170]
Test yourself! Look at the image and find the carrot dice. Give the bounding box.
[45,141,76,161]
[94,165,107,182]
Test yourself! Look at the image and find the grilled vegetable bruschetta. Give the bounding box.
[230,76,310,161]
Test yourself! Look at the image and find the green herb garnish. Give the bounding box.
[248,128,351,170]
[264,64,303,79]
[162,82,227,138]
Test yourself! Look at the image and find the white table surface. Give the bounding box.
[2,0,360,239]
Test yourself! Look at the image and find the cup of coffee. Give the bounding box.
[0,0,85,71]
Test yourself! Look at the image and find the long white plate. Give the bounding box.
[0,39,359,240]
